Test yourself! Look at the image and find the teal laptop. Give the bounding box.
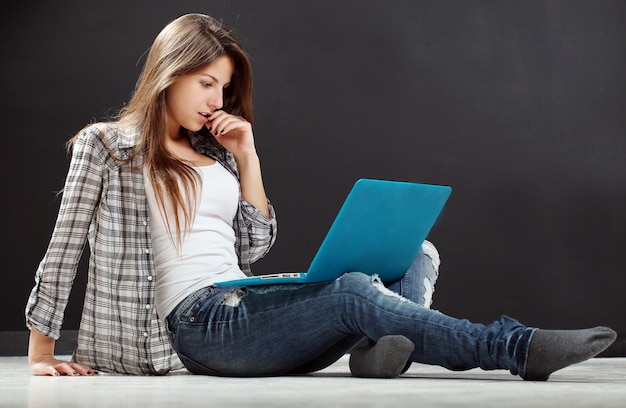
[214,178,451,287]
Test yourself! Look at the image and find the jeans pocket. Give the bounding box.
[172,286,217,323]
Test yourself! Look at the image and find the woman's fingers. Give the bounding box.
[53,362,79,376]
[208,110,256,158]
[208,111,250,136]
[67,362,98,376]
[56,362,99,376]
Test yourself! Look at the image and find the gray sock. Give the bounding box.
[522,326,617,381]
[349,335,415,378]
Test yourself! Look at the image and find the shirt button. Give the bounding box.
[145,304,151,310]
[144,248,150,254]
[147,276,153,282]
[143,220,148,226]
[143,332,149,338]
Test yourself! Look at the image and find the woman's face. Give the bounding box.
[165,54,234,135]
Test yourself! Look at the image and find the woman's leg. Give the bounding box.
[278,240,440,376]
[348,240,441,376]
[166,272,548,377]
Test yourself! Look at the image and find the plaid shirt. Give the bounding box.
[25,124,277,375]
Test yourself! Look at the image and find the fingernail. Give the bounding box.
[94,371,100,375]
[86,371,92,375]
[53,371,60,376]
[220,129,225,133]
[208,127,212,132]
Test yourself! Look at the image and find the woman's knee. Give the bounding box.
[421,240,441,271]
[338,272,411,303]
[336,271,373,289]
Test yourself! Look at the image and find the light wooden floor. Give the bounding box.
[3,356,626,407]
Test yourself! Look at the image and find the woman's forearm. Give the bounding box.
[235,153,270,218]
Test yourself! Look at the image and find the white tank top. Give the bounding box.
[144,161,247,319]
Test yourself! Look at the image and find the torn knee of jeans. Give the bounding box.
[371,274,411,303]
[223,289,245,307]
[422,277,435,307]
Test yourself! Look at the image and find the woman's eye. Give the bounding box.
[201,82,212,87]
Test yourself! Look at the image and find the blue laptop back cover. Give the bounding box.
[304,178,451,283]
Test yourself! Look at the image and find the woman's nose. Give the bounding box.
[208,90,224,111]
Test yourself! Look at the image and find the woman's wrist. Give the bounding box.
[28,327,56,365]
[233,150,260,167]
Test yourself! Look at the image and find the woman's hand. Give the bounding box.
[207,110,257,160]
[30,355,99,376]
[28,327,98,376]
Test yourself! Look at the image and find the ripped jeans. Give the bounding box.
[165,242,534,377]
[388,239,441,308]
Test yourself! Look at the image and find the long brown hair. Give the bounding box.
[72,14,254,247]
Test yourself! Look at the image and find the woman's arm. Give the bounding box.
[207,111,277,269]
[26,126,108,376]
[209,110,270,217]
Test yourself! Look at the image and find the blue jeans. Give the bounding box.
[165,245,535,377]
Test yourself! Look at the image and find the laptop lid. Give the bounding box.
[302,178,451,283]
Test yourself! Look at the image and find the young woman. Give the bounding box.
[26,13,615,379]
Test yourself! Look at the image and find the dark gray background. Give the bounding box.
[2,0,624,355]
